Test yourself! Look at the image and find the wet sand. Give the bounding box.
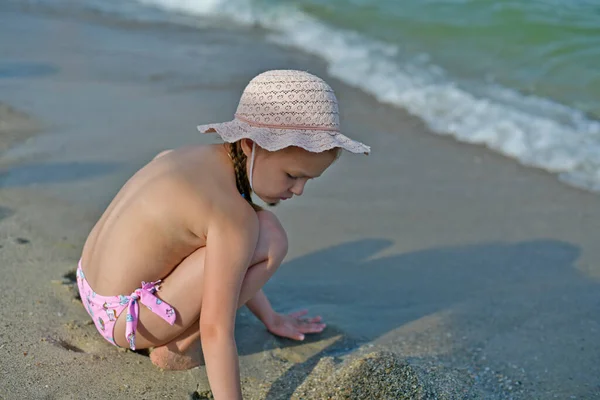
[0,102,40,154]
[1,5,599,399]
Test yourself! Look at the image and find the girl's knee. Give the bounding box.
[257,210,288,263]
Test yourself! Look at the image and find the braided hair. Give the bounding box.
[227,141,263,212]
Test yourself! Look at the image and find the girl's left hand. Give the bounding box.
[266,310,326,341]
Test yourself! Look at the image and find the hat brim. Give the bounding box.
[197,118,370,155]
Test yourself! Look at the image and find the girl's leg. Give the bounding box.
[112,210,288,368]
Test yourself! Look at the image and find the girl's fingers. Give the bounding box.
[286,328,305,341]
[289,309,309,318]
[299,324,326,334]
[295,316,322,326]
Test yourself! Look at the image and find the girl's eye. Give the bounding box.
[286,173,297,179]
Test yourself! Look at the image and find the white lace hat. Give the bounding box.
[197,70,370,155]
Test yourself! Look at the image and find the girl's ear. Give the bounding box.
[240,138,255,158]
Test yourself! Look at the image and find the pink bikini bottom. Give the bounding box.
[76,260,176,350]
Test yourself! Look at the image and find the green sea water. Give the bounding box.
[288,0,600,118]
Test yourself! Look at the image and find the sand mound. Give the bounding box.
[292,351,476,400]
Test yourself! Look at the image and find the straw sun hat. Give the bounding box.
[197,70,370,155]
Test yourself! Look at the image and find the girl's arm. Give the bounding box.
[247,290,327,341]
[246,289,276,327]
[200,204,259,399]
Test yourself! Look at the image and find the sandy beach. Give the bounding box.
[1,4,599,399]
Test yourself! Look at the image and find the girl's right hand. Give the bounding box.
[266,309,326,341]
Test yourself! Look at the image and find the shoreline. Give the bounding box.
[4,1,600,196]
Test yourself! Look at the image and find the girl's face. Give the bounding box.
[241,140,337,206]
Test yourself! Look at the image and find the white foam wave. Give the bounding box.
[135,0,600,193]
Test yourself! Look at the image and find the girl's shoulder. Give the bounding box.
[165,145,258,228]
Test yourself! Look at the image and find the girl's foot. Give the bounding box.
[149,341,204,370]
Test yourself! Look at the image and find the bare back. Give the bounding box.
[81,144,245,296]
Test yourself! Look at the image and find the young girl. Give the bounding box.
[76,70,369,399]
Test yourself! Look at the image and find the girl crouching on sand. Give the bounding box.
[76,70,369,399]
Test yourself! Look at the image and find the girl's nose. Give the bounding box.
[290,180,307,196]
